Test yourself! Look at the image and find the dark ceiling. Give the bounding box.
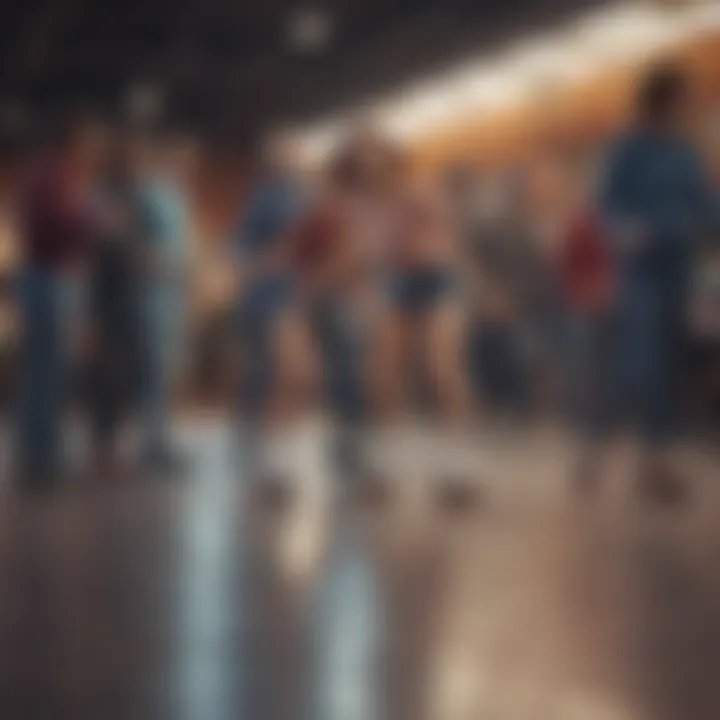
[0,0,604,139]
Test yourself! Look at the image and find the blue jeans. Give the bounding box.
[141,280,186,455]
[311,297,366,424]
[17,267,82,477]
[236,276,294,415]
[613,276,685,446]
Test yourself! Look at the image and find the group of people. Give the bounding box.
[15,121,192,487]
[235,130,478,504]
[8,61,718,504]
[235,62,719,506]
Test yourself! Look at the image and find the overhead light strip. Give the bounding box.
[288,1,720,162]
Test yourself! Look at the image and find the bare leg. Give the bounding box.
[359,304,413,502]
[423,299,471,428]
[368,306,411,424]
[422,298,480,508]
[251,308,318,508]
[267,309,318,427]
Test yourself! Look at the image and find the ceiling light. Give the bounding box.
[288,9,333,52]
[125,81,164,125]
[292,0,720,156]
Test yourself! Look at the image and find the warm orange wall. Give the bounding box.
[411,32,720,173]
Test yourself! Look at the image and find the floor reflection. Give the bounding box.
[172,423,245,720]
[312,522,384,720]
[0,421,718,720]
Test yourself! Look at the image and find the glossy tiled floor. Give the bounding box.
[0,420,719,720]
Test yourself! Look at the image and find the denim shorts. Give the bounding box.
[388,267,458,315]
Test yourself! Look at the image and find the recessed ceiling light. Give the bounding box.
[292,0,720,153]
[287,9,333,52]
[125,81,164,124]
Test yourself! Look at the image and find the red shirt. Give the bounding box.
[289,201,347,281]
[558,211,613,313]
[22,160,95,271]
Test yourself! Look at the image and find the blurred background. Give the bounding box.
[0,0,719,414]
[0,0,719,718]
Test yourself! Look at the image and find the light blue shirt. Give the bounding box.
[138,180,190,274]
[137,179,190,371]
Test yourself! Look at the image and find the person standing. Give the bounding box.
[290,132,401,491]
[136,132,195,475]
[557,159,614,492]
[369,166,480,505]
[17,117,104,487]
[600,63,720,502]
[85,137,143,477]
[234,136,311,497]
